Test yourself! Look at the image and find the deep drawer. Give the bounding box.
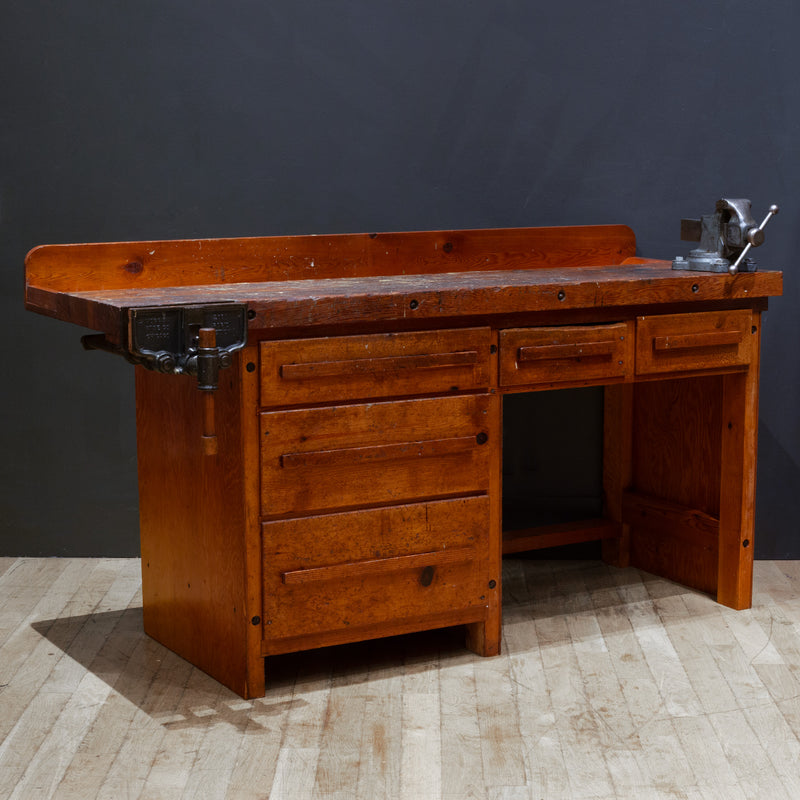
[260,394,493,516]
[261,497,489,640]
[260,327,492,407]
[499,323,632,387]
[636,310,753,375]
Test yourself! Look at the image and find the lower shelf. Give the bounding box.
[502,517,621,554]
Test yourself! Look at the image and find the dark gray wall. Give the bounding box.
[2,1,798,556]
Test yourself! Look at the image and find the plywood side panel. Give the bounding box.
[624,491,719,594]
[631,376,723,516]
[136,363,254,697]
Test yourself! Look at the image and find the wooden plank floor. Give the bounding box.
[3,557,800,799]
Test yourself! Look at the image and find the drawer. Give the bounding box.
[261,497,489,640]
[499,323,632,387]
[260,327,492,407]
[260,394,493,516]
[636,310,753,375]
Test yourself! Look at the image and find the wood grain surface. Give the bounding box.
[25,224,636,292]
[260,327,491,407]
[135,363,260,698]
[259,394,492,516]
[7,557,800,799]
[25,262,783,337]
[261,498,491,642]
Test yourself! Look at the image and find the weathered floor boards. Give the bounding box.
[3,557,800,799]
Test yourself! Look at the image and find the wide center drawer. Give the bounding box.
[261,496,489,641]
[260,394,493,516]
[260,327,492,407]
[499,322,633,387]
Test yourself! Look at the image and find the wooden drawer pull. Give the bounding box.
[281,546,475,584]
[518,340,616,362]
[653,330,743,351]
[279,350,479,380]
[280,435,481,469]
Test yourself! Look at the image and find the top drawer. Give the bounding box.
[636,310,753,375]
[260,327,491,407]
[499,322,633,388]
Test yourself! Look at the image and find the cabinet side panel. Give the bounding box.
[632,376,722,515]
[136,362,251,696]
[628,376,723,594]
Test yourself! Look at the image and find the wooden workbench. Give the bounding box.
[25,223,783,698]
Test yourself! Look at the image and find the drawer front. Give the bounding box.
[260,327,492,407]
[636,310,753,375]
[261,497,489,639]
[499,323,632,387]
[260,394,493,516]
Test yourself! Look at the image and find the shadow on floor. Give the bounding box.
[30,605,469,728]
[30,560,699,728]
[30,608,307,730]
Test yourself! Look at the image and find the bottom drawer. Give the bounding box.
[262,496,489,641]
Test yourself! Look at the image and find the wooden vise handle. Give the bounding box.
[198,327,218,456]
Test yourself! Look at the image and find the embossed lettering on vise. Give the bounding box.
[127,303,248,390]
[82,303,248,393]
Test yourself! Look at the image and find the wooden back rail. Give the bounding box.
[26,224,636,292]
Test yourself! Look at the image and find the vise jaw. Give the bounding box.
[673,198,778,274]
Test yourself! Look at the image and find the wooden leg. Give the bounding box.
[467,387,502,657]
[241,346,267,698]
[601,383,633,567]
[465,615,501,657]
[717,370,760,608]
[716,313,761,610]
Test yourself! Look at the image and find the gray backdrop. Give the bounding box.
[2,1,798,557]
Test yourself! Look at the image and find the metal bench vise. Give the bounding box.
[673,198,778,274]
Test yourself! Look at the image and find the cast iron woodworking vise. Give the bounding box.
[82,303,247,454]
[672,198,778,274]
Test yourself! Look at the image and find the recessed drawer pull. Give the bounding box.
[280,435,479,469]
[281,546,475,584]
[517,340,617,362]
[653,330,744,351]
[279,350,479,380]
